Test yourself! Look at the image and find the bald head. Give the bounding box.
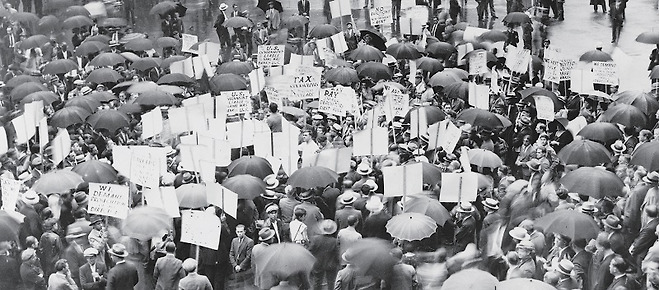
[519,219,535,233]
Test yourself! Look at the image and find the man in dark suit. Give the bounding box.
[606,256,638,290]
[262,203,289,243]
[228,224,254,287]
[297,0,310,37]
[362,198,392,241]
[571,239,592,290]
[632,205,659,270]
[334,195,362,231]
[154,242,186,290]
[64,227,88,288]
[623,126,638,155]
[1,26,16,70]
[106,243,139,290]
[308,220,340,290]
[591,232,616,290]
[55,42,73,60]
[214,3,231,50]
[79,248,107,290]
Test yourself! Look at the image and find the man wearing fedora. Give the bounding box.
[79,248,107,290]
[252,228,275,290]
[603,215,632,263]
[454,202,478,252]
[87,216,108,266]
[335,195,362,231]
[255,175,281,218]
[293,190,324,233]
[363,197,391,241]
[554,259,578,289]
[18,190,43,248]
[308,220,340,290]
[64,227,88,288]
[106,243,139,290]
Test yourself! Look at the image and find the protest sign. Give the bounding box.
[249,69,267,96]
[206,183,239,218]
[226,120,256,148]
[427,119,462,153]
[591,61,618,85]
[52,129,70,166]
[331,33,349,54]
[141,107,163,139]
[440,172,478,202]
[1,177,22,211]
[24,101,45,127]
[382,163,423,197]
[319,87,346,117]
[342,86,360,116]
[353,127,388,156]
[544,58,576,83]
[289,54,314,66]
[143,187,180,218]
[129,147,162,188]
[570,68,594,93]
[329,0,351,17]
[179,144,211,172]
[505,46,531,73]
[308,147,353,173]
[457,43,474,66]
[409,108,429,139]
[468,82,489,110]
[198,132,232,165]
[289,70,322,101]
[369,6,393,25]
[221,90,252,115]
[168,104,207,133]
[534,95,555,121]
[84,2,106,17]
[12,114,36,144]
[197,42,222,65]
[257,45,285,67]
[383,89,410,122]
[463,27,490,42]
[182,93,214,120]
[181,210,221,250]
[468,51,488,75]
[88,183,129,219]
[181,34,198,53]
[170,58,195,78]
[401,0,416,9]
[400,18,423,35]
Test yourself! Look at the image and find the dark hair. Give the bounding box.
[54,259,68,272]
[165,242,176,253]
[269,102,278,113]
[347,215,358,226]
[294,208,307,219]
[611,255,627,273]
[573,239,587,249]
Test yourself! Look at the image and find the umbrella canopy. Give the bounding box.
[630,142,659,171]
[520,87,563,111]
[443,68,469,80]
[429,70,462,87]
[32,170,85,194]
[122,206,172,240]
[127,81,159,94]
[217,61,254,75]
[577,122,623,143]
[5,75,40,89]
[502,12,531,24]
[613,90,659,116]
[42,59,78,75]
[442,269,497,290]
[443,81,468,102]
[119,33,147,44]
[11,82,48,103]
[386,213,437,241]
[288,166,339,189]
[88,91,118,103]
[149,1,178,15]
[134,91,178,106]
[600,103,647,128]
[0,210,21,242]
[416,161,443,185]
[156,36,180,49]
[357,62,392,81]
[64,5,90,17]
[158,73,195,86]
[86,68,122,84]
[457,108,508,129]
[86,109,130,133]
[161,55,187,69]
[404,106,446,124]
[75,40,109,56]
[579,49,613,62]
[90,52,125,67]
[131,57,162,71]
[224,16,253,28]
[308,24,340,39]
[426,41,456,58]
[50,106,91,128]
[651,65,659,79]
[176,184,209,209]
[257,0,283,12]
[63,15,93,29]
[157,85,184,95]
[19,34,50,50]
[222,174,266,199]
[227,156,273,180]
[416,57,444,74]
[279,106,306,117]
[636,31,659,44]
[558,139,611,166]
[72,160,118,183]
[281,15,309,29]
[38,15,61,33]
[468,148,503,168]
[360,29,387,50]
[65,96,101,112]
[478,30,508,42]
[561,167,624,199]
[99,17,128,27]
[344,238,397,279]
[9,12,39,24]
[349,44,385,62]
[325,67,359,85]
[404,194,450,226]
[21,91,59,105]
[125,38,154,51]
[386,42,422,60]
[210,74,248,93]
[497,279,555,290]
[85,34,111,44]
[118,103,143,114]
[534,209,601,240]
[120,51,141,62]
[254,243,315,285]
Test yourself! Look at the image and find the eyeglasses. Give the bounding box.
[267,211,278,214]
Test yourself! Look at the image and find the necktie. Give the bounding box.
[9,35,14,48]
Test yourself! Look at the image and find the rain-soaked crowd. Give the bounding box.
[0,0,659,290]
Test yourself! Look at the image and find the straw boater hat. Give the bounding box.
[456,202,474,213]
[83,248,99,257]
[66,227,86,239]
[219,3,228,10]
[603,215,622,230]
[265,203,279,213]
[317,219,338,235]
[298,190,314,201]
[557,259,574,276]
[580,201,598,214]
[509,227,530,241]
[643,171,659,184]
[365,196,384,212]
[21,248,37,261]
[516,240,536,251]
[340,194,356,205]
[258,228,276,242]
[21,190,39,205]
[109,243,129,258]
[356,160,373,175]
[482,198,499,210]
[263,174,279,190]
[364,179,378,192]
[610,140,626,153]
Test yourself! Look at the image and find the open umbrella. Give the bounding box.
[210,74,247,93]
[502,12,531,24]
[227,156,273,179]
[404,194,450,226]
[478,30,508,42]
[0,210,21,242]
[6,75,40,89]
[443,81,468,102]
[281,15,309,29]
[404,106,446,124]
[636,31,659,44]
[468,148,503,168]
[127,81,159,94]
[99,17,128,27]
[158,73,195,86]
[90,52,125,67]
[156,36,180,49]
[21,91,59,105]
[443,68,469,80]
[85,34,111,44]
[359,29,387,50]
[131,57,162,71]
[325,67,359,84]
[65,96,101,113]
[255,243,315,286]
[122,206,172,240]
[386,42,422,60]
[520,87,563,111]
[161,55,187,69]
[409,161,444,186]
[349,44,384,62]
[86,68,122,84]
[386,213,437,241]
[442,269,497,290]
[457,108,507,129]
[120,51,140,62]
[86,109,130,133]
[32,170,84,194]
[134,91,178,106]
[19,34,49,50]
[535,209,600,240]
[88,91,118,103]
[426,41,456,58]
[308,24,340,39]
[157,85,184,95]
[125,38,154,51]
[600,103,647,128]
[344,238,397,279]
[651,65,659,79]
[42,59,78,75]
[631,142,659,171]
[357,62,392,81]
[119,32,147,44]
[72,160,118,183]
[288,166,339,189]
[75,40,109,57]
[63,15,93,29]
[429,70,462,87]
[558,139,611,166]
[496,279,555,290]
[582,90,614,103]
[257,0,283,12]
[149,1,178,15]
[560,166,624,199]
[38,15,61,33]
[279,106,306,117]
[118,103,143,114]
[217,61,254,75]
[50,106,91,128]
[176,184,209,209]
[416,56,444,74]
[577,122,622,143]
[222,174,266,199]
[224,16,253,28]
[613,90,659,116]
[64,5,90,17]
[9,12,39,24]
[579,49,613,62]
[11,82,48,103]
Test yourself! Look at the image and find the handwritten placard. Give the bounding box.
[220,90,252,115]
[427,119,461,153]
[383,89,409,121]
[370,6,393,26]
[129,148,162,188]
[289,70,322,101]
[181,33,198,53]
[468,51,488,75]
[88,183,129,219]
[591,61,618,85]
[534,95,555,121]
[180,210,222,250]
[505,46,531,73]
[319,87,346,117]
[257,45,285,67]
[1,177,22,211]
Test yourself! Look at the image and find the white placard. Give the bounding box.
[129,148,162,188]
[143,187,180,218]
[329,0,351,17]
[533,95,555,121]
[505,45,531,73]
[289,69,322,101]
[180,210,221,250]
[319,87,346,117]
[87,183,129,219]
[330,33,349,54]
[382,163,423,197]
[181,33,198,53]
[141,107,163,139]
[249,68,266,96]
[1,177,22,211]
[591,61,618,85]
[257,45,285,67]
[220,90,252,115]
[370,6,393,26]
[468,82,490,110]
[427,119,461,153]
[469,51,488,75]
[383,89,409,121]
[439,172,478,202]
[352,127,389,156]
[206,182,238,218]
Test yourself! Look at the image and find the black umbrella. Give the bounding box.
[257,0,283,12]
[360,29,386,51]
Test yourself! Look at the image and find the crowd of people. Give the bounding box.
[0,0,657,290]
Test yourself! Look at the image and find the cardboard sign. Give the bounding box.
[289,70,322,101]
[400,17,423,35]
[352,127,389,156]
[84,1,107,17]
[457,43,474,66]
[181,33,198,53]
[12,114,36,144]
[308,147,353,173]
[141,107,163,139]
[249,68,266,95]
[439,172,478,202]
[168,104,208,133]
[88,183,130,219]
[257,45,285,67]
[427,119,461,153]
[289,54,314,66]
[463,27,489,42]
[570,68,594,93]
[129,148,162,188]
[534,95,555,121]
[468,82,490,110]
[505,46,531,73]
[1,177,22,211]
[319,87,346,117]
[221,90,252,115]
[383,89,410,122]
[170,57,195,78]
[382,163,423,197]
[468,51,488,75]
[330,32,349,54]
[180,210,222,250]
[52,129,71,166]
[409,108,429,139]
[0,127,8,155]
[179,144,211,172]
[591,61,618,85]
[370,6,393,25]
[197,42,222,65]
[182,93,215,121]
[329,0,351,17]
[206,182,238,218]
[143,187,180,218]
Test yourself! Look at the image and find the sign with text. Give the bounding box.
[220,90,252,115]
[591,61,618,85]
[289,70,322,101]
[329,0,351,17]
[534,95,555,121]
[181,210,221,250]
[1,177,22,211]
[257,45,285,67]
[370,6,393,26]
[352,127,389,156]
[544,58,575,83]
[427,119,461,153]
[88,183,129,219]
[468,51,488,75]
[181,33,198,53]
[129,148,162,188]
[505,46,531,73]
[319,87,346,117]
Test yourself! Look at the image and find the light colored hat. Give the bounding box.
[21,190,39,205]
[264,174,279,190]
[265,203,279,213]
[258,228,276,241]
[109,243,129,257]
[83,248,99,257]
[182,258,197,272]
[482,198,499,210]
[356,160,373,175]
[516,240,535,251]
[610,140,626,153]
[21,248,37,261]
[364,179,378,192]
[557,259,574,276]
[340,194,356,205]
[365,196,384,212]
[73,79,85,85]
[317,219,338,235]
[456,202,474,213]
[603,215,622,230]
[580,201,598,213]
[18,171,32,182]
[526,159,542,172]
[312,114,324,120]
[219,3,228,10]
[643,171,659,184]
[66,227,86,239]
[81,86,92,95]
[509,227,530,241]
